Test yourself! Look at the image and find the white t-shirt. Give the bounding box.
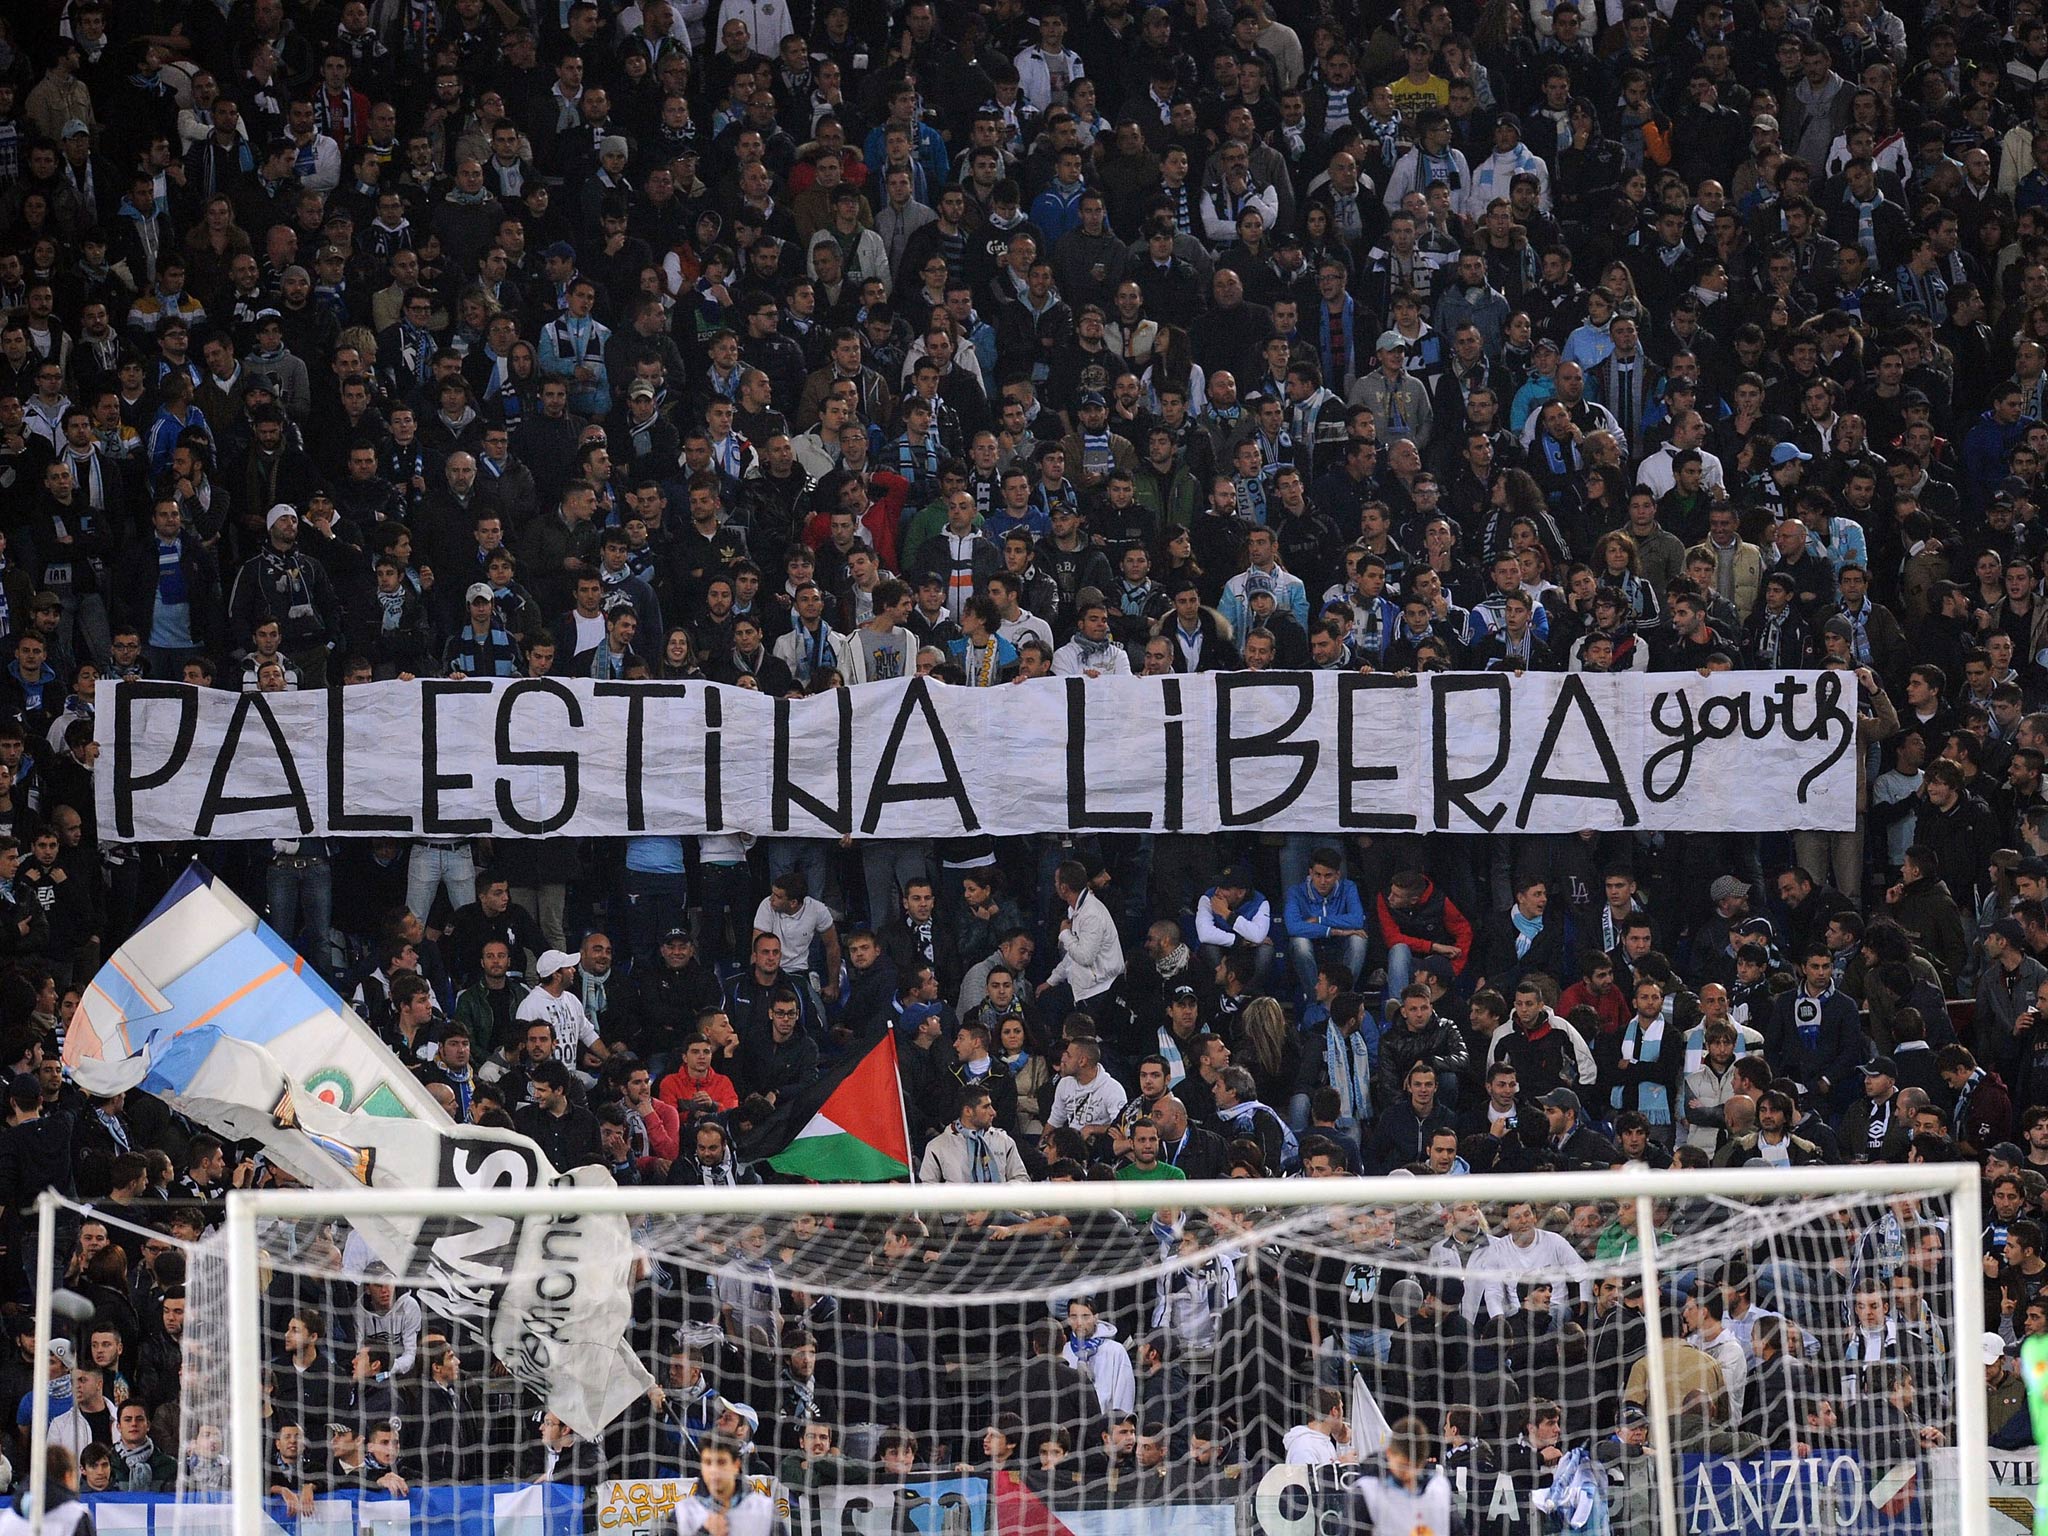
[1479,1228,1591,1318]
[516,985,599,1067]
[752,894,835,973]
[1048,1070,1128,1130]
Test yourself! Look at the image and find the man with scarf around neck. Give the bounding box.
[241,311,311,423]
[111,497,221,675]
[1939,1043,2014,1158]
[109,1399,174,1491]
[1309,990,1378,1136]
[771,581,847,688]
[1764,944,1866,1110]
[921,1081,1030,1186]
[709,611,796,694]
[226,504,344,684]
[419,1023,481,1120]
[1051,592,1129,677]
[567,594,642,679]
[1603,977,1686,1143]
[441,581,523,677]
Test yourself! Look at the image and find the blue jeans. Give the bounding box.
[621,869,687,973]
[765,839,832,908]
[144,644,207,679]
[1277,834,1322,899]
[268,858,334,977]
[1287,933,1370,996]
[406,843,476,927]
[1383,941,1421,1006]
[861,840,933,929]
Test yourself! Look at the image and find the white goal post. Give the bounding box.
[166,1163,1992,1536]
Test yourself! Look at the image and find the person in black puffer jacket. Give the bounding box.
[1375,984,1474,1111]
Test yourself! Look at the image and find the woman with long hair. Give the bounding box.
[1579,464,1627,533]
[1142,325,1206,414]
[653,626,704,679]
[997,1014,1052,1138]
[1972,548,2008,616]
[1599,261,1645,326]
[1595,530,1662,624]
[1156,524,1204,594]
[183,194,253,300]
[1236,997,1301,1115]
[1488,467,1568,564]
[1299,203,1353,279]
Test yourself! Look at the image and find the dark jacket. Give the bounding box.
[1364,1099,1456,1174]
[1547,1122,1622,1170]
[1916,794,2001,916]
[1373,1016,1472,1108]
[513,1102,604,1169]
[1952,1068,2014,1156]
[1763,985,1865,1097]
[1158,1122,1229,1180]
[111,532,224,654]
[226,543,345,653]
[1470,907,1577,994]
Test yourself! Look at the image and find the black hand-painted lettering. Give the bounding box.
[328,685,410,833]
[1515,675,1638,828]
[861,678,979,834]
[1432,674,1511,830]
[1215,673,1318,824]
[594,682,693,831]
[1336,672,1418,829]
[494,679,583,834]
[195,692,313,837]
[774,687,853,833]
[113,682,197,840]
[421,679,493,835]
[1066,678,1151,828]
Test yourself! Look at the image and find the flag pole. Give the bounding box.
[889,1017,919,1184]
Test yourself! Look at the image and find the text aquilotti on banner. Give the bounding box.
[96,671,1860,842]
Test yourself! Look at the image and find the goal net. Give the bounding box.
[34,1167,1989,1536]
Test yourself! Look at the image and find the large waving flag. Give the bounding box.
[744,1023,912,1181]
[64,864,653,1437]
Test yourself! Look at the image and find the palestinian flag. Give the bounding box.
[744,1023,913,1181]
[992,1470,1077,1536]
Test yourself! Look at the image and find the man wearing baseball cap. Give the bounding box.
[1538,1087,1621,1169]
[1351,328,1434,450]
[516,948,608,1083]
[443,581,524,678]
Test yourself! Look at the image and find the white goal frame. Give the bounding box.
[36,1165,1988,1536]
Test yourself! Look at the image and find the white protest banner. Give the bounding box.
[97,670,1858,842]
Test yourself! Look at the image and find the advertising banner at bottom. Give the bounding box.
[1053,1505,1236,1536]
[83,1485,588,1536]
[1249,1452,1959,1536]
[595,1475,987,1536]
[69,1454,2007,1536]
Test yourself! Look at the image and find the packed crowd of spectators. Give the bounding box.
[7,0,2048,1518]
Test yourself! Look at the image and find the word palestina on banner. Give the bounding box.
[96,671,1859,843]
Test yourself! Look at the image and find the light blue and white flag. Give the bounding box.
[63,864,653,1437]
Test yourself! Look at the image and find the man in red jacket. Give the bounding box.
[1375,870,1473,1003]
